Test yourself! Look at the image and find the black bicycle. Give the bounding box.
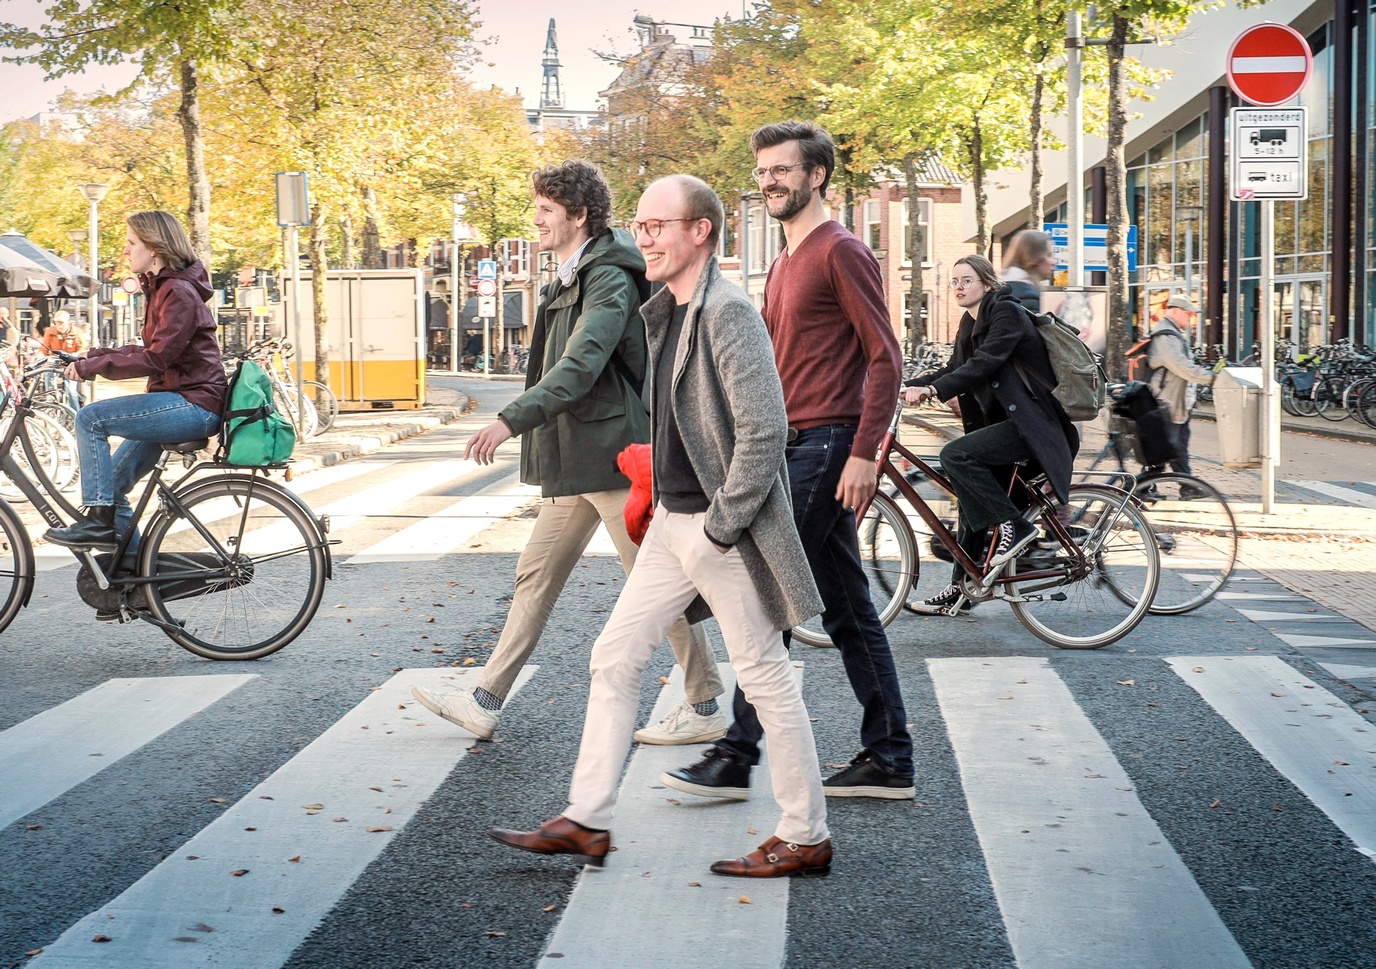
[0,355,335,659]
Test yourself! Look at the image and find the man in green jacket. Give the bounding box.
[412,159,723,744]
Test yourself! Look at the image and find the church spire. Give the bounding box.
[540,18,562,110]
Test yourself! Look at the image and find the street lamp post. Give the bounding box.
[79,183,109,345]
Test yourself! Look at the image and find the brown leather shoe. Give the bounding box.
[710,836,833,878]
[488,816,611,867]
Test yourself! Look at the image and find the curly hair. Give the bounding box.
[531,159,613,238]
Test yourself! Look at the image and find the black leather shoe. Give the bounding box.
[660,746,751,800]
[45,506,118,549]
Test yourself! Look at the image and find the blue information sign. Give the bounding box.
[1044,224,1138,273]
[477,260,498,280]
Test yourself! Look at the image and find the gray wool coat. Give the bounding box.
[641,257,823,632]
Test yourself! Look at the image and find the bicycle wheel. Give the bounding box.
[1315,377,1349,422]
[274,383,319,438]
[791,491,916,648]
[1007,485,1159,649]
[1132,474,1237,614]
[1282,378,1317,417]
[302,380,338,433]
[30,410,78,491]
[32,400,76,434]
[0,498,35,635]
[1358,381,1376,427]
[0,414,60,502]
[141,475,328,660]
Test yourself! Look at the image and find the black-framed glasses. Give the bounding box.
[750,163,808,182]
[627,218,694,238]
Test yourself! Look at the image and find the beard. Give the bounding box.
[764,181,812,222]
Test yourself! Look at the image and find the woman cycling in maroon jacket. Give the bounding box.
[45,210,228,550]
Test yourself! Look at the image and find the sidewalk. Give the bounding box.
[901,406,1376,635]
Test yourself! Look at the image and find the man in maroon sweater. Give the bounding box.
[664,121,915,801]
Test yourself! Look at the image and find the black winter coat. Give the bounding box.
[908,286,1079,503]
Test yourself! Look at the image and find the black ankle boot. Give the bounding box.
[45,506,118,549]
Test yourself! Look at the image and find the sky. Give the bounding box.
[0,0,747,124]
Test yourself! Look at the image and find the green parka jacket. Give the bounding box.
[498,229,651,497]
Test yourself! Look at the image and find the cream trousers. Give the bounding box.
[565,508,829,846]
[477,489,722,705]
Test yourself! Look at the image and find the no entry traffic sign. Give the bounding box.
[1227,23,1313,107]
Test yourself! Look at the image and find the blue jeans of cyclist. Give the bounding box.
[75,392,221,540]
[714,424,914,778]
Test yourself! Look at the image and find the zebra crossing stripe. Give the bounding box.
[929,656,1252,969]
[1167,655,1376,858]
[0,675,257,831]
[347,472,536,564]
[1287,480,1376,511]
[27,666,535,968]
[538,662,800,969]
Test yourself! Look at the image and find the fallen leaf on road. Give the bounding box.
[209,798,225,804]
[366,826,394,833]
[92,935,112,943]
[1117,680,1135,686]
[272,907,285,915]
[1208,799,1221,809]
[543,905,557,913]
[230,869,249,877]
[485,931,506,937]
[738,896,752,905]
[289,856,301,863]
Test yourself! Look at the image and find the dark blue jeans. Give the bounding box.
[714,424,914,777]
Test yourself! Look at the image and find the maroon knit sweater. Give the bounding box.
[762,220,902,461]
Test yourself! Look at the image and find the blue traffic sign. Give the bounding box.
[477,260,498,280]
[1044,224,1138,273]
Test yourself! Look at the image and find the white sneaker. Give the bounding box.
[410,686,498,739]
[633,700,728,746]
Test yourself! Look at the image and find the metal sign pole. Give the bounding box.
[288,224,306,433]
[1259,198,1277,514]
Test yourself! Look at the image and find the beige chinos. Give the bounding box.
[564,508,828,845]
[476,487,722,705]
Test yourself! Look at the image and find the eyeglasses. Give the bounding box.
[627,218,695,238]
[750,163,808,183]
[950,277,981,290]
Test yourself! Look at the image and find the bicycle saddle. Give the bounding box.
[161,439,209,454]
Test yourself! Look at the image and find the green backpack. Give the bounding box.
[216,360,296,466]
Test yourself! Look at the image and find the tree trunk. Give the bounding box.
[361,186,383,269]
[177,58,212,265]
[1030,68,1045,230]
[903,152,927,351]
[1104,15,1132,376]
[309,203,330,384]
[340,214,355,270]
[971,118,989,256]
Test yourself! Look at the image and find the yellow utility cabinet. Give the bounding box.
[284,269,426,411]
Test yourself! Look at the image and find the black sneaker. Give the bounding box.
[1178,484,1211,501]
[823,751,915,800]
[987,517,1038,572]
[661,747,751,800]
[904,584,972,616]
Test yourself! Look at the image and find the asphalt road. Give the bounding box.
[1,373,1374,969]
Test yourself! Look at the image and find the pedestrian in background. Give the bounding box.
[1001,229,1056,313]
[42,309,89,410]
[488,174,830,878]
[410,159,724,747]
[664,120,915,803]
[1144,295,1215,480]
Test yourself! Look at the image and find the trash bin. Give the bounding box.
[1213,366,1263,468]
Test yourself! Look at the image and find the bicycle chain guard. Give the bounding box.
[76,552,254,615]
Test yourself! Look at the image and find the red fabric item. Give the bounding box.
[617,443,653,545]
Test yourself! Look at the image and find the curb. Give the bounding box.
[287,405,468,474]
[898,410,1373,541]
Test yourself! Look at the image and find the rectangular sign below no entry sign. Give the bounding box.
[1231,107,1308,200]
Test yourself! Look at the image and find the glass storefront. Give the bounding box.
[1121,14,1376,356]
